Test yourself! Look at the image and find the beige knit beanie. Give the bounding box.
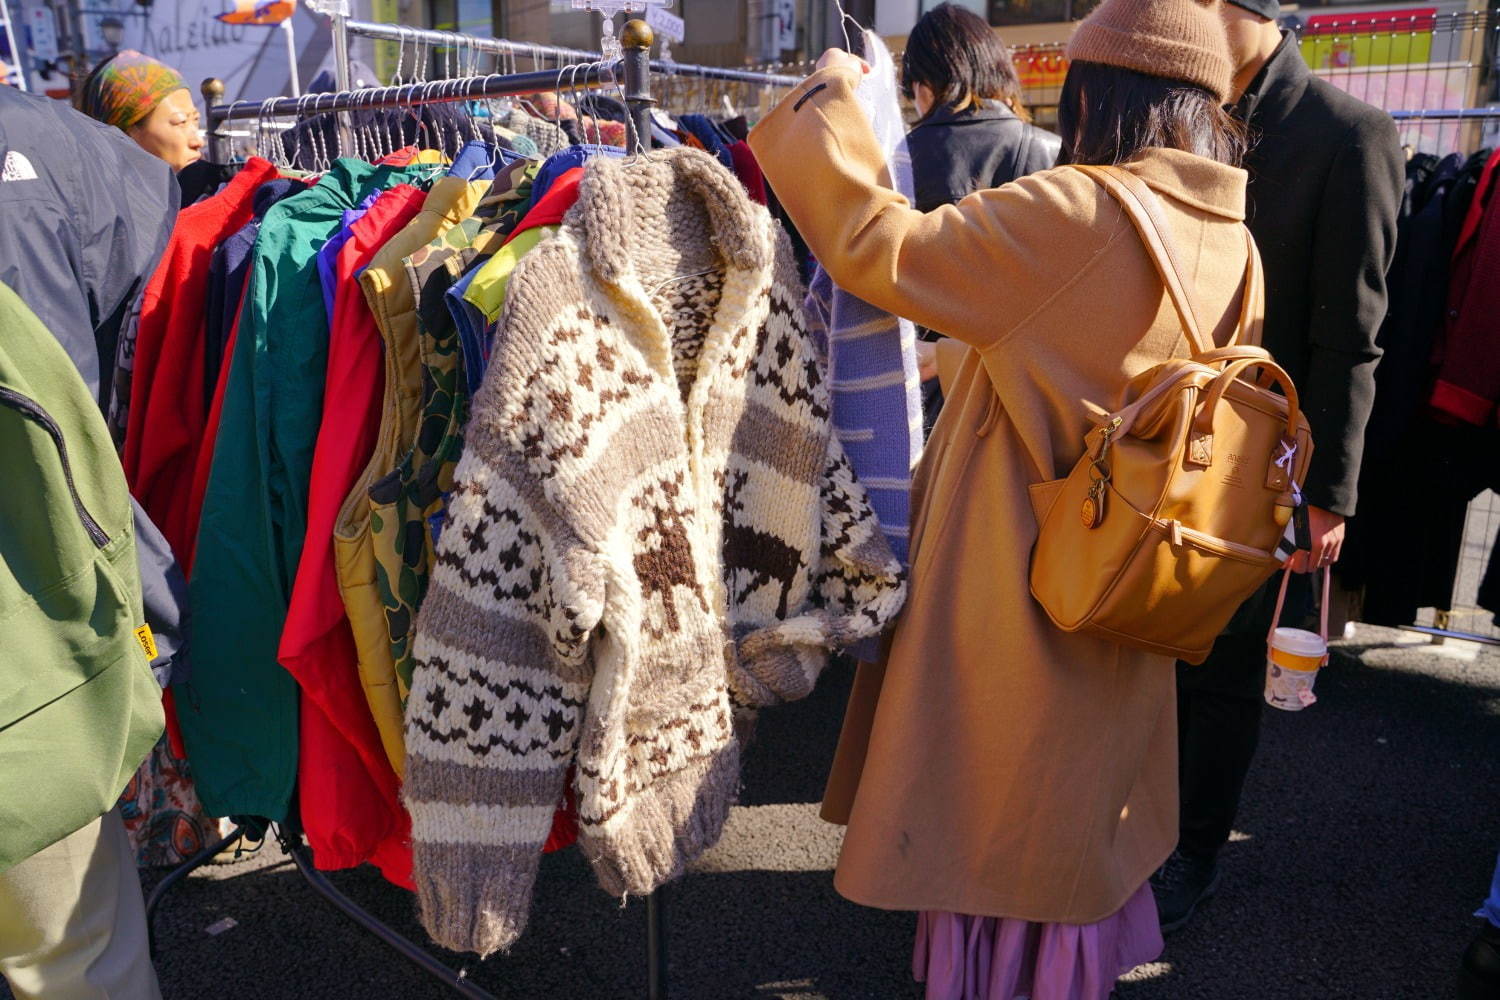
[1066,0,1233,103]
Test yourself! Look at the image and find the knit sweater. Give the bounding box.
[405,146,906,956]
[803,30,923,661]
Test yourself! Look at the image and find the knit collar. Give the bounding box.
[565,148,775,399]
[911,99,1018,132]
[1116,148,1248,221]
[571,147,772,287]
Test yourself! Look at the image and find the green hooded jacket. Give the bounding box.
[0,281,164,872]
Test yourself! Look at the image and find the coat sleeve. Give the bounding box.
[748,67,1086,352]
[404,298,607,958]
[1299,113,1402,517]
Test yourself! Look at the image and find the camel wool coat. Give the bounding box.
[749,65,1256,923]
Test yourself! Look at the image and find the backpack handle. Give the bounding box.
[1193,355,1304,442]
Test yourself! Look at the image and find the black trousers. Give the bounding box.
[1175,571,1315,861]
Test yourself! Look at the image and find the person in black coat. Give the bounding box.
[1155,0,1403,933]
[901,3,1061,430]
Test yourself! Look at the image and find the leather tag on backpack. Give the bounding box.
[134,625,158,662]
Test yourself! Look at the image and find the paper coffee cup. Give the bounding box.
[1264,626,1326,712]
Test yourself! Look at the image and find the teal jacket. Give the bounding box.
[180,159,429,821]
[0,282,164,872]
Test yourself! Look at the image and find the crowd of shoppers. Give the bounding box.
[1,2,1494,999]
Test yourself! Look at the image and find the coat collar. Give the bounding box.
[1234,30,1311,126]
[571,147,772,290]
[1115,148,1248,221]
[564,146,775,420]
[910,99,1017,133]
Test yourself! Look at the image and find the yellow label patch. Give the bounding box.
[134,625,158,661]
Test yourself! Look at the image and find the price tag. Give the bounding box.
[646,5,683,42]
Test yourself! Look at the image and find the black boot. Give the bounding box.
[1458,922,1500,999]
[1150,850,1221,935]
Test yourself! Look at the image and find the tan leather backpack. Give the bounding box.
[1028,165,1314,665]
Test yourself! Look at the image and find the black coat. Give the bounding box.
[908,102,1060,432]
[0,85,188,680]
[906,101,1061,214]
[1235,34,1403,517]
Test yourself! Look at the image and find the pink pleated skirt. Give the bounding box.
[912,882,1163,1000]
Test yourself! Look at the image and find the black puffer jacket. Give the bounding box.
[907,100,1061,213]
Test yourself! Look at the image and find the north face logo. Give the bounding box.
[1,151,38,182]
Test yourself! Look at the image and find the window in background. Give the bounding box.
[987,0,1100,26]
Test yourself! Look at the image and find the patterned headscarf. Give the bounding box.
[80,50,187,131]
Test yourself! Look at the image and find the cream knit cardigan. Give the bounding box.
[405,147,907,956]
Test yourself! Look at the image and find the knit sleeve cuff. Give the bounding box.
[729,586,905,708]
[411,838,545,957]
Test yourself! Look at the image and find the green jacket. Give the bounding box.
[0,282,164,872]
[180,159,428,821]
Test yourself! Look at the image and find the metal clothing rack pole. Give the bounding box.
[338,17,803,88]
[144,823,247,959]
[205,62,622,161]
[1389,110,1500,121]
[272,821,501,999]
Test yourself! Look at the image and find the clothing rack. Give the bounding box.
[170,20,803,998]
[338,17,803,88]
[1384,105,1500,648]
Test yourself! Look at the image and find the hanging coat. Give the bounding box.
[182,158,431,824]
[0,85,188,688]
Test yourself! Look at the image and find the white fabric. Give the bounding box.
[855,29,924,469]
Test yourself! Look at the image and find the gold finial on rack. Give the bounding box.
[202,77,226,105]
[620,18,654,51]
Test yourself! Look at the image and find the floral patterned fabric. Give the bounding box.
[118,735,220,867]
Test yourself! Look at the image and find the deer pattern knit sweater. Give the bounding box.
[404,147,907,956]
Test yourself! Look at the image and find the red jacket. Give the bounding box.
[122,158,279,556]
[1430,148,1500,425]
[279,184,427,886]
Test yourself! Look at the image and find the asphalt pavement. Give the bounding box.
[8,624,1499,1000]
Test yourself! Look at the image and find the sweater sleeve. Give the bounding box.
[1299,114,1402,516]
[734,436,907,708]
[404,347,606,957]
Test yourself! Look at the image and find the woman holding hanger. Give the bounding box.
[750,0,1250,996]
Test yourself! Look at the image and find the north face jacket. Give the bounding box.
[0,85,189,683]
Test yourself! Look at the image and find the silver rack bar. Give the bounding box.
[343,19,803,87]
[209,63,618,124]
[1390,109,1500,121]
[1398,624,1500,647]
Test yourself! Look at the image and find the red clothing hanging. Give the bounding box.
[278,184,427,885]
[122,158,279,557]
[1430,148,1500,426]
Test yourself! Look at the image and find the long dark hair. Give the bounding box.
[901,3,1030,122]
[1056,61,1246,167]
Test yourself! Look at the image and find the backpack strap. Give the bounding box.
[1090,163,1266,353]
[1074,163,1215,356]
[1235,228,1265,348]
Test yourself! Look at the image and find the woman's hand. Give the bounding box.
[915,340,939,382]
[814,48,870,76]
